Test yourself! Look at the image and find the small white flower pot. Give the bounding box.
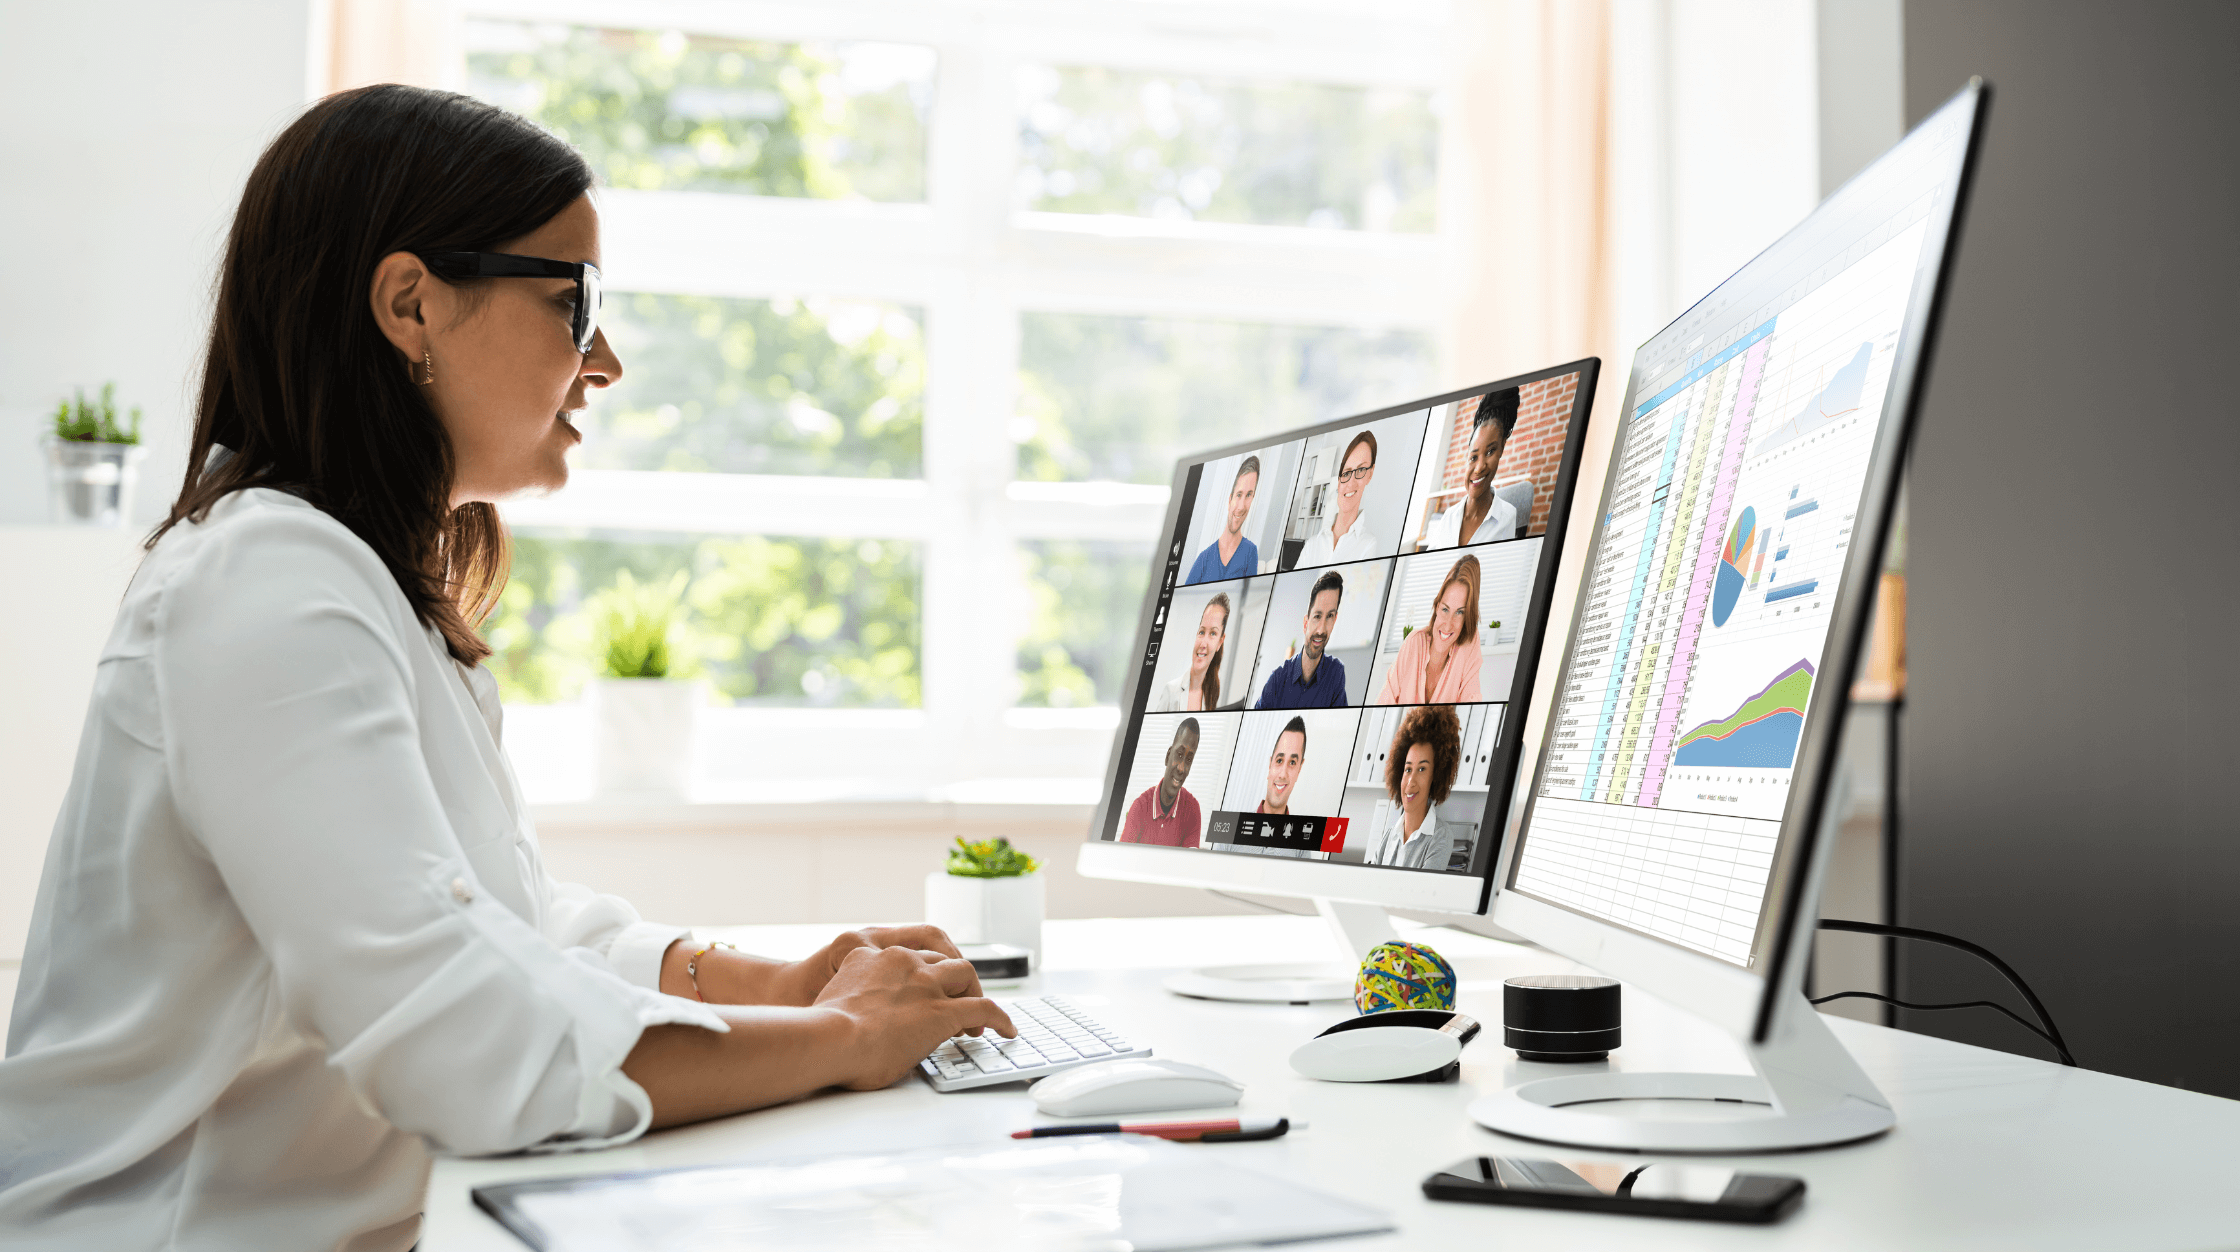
[924,871,1045,966]
[44,439,146,527]
[590,676,698,799]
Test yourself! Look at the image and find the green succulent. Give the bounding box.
[594,569,689,679]
[945,836,1040,879]
[51,383,141,444]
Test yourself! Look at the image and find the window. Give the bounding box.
[467,0,1452,802]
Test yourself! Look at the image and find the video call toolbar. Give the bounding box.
[1104,370,1587,876]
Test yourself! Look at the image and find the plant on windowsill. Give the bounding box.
[925,837,1046,970]
[44,383,148,527]
[588,570,699,800]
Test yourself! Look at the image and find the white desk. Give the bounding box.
[424,915,2240,1250]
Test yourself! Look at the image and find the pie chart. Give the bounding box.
[1712,506,1755,627]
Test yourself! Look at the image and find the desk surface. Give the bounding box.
[424,915,2239,1250]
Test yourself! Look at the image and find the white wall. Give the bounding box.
[1608,0,1825,362]
[0,1,311,960]
[0,0,312,527]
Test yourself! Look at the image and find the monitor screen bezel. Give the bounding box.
[1082,357,1602,915]
[1485,82,1990,1042]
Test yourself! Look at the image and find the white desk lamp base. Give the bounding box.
[1470,980,1896,1153]
[1163,898,1392,1003]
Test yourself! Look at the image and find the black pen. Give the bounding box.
[1011,1116,1297,1142]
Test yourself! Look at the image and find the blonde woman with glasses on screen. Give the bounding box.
[1294,430,1379,567]
[1376,554,1484,704]
[0,85,1012,1250]
[1369,705,1464,870]
[1149,592,1230,712]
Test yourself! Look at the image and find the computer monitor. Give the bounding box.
[1470,82,1990,1153]
[1078,359,1601,1000]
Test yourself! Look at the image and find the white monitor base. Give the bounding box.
[1470,983,1896,1153]
[1163,898,1394,1004]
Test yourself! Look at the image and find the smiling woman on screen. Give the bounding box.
[1149,592,1230,711]
[1376,554,1484,705]
[0,85,1012,1251]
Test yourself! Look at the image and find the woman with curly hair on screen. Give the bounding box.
[1368,705,1464,870]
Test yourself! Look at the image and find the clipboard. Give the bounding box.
[472,1133,1391,1251]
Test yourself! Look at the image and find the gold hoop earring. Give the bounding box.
[419,348,435,386]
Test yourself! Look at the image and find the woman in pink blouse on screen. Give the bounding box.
[1376,554,1484,704]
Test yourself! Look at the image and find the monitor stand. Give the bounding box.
[1466,967,1896,1153]
[1162,897,1395,1003]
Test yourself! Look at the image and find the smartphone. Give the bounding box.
[1423,1155,1804,1223]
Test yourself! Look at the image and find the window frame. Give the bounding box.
[468,0,1457,803]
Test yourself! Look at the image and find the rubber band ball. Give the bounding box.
[1354,940,1457,1014]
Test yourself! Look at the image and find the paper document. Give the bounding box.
[472,1133,1391,1251]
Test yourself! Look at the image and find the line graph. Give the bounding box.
[1750,342,1873,457]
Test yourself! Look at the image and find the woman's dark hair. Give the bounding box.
[1386,704,1462,805]
[1198,593,1231,709]
[1471,388,1521,438]
[153,84,594,665]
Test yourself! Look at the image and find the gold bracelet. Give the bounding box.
[685,940,736,1002]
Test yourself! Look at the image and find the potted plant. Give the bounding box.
[588,569,697,800]
[924,837,1045,966]
[44,383,146,527]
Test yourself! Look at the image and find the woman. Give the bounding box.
[0,86,1010,1250]
[1376,555,1484,704]
[1149,593,1230,712]
[1421,390,1519,550]
[1293,430,1379,566]
[1368,705,1464,870]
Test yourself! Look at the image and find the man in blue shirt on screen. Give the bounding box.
[1256,569,1349,707]
[1185,456,1260,583]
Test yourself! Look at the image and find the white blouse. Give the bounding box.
[1292,515,1379,568]
[1421,494,1518,551]
[0,488,727,1249]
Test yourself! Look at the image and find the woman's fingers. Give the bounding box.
[930,955,986,999]
[953,996,1017,1040]
[866,923,963,959]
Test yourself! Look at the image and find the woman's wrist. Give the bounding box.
[659,939,793,1005]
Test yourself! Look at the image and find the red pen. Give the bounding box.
[1010,1117,1295,1142]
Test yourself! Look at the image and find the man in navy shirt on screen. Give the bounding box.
[1256,569,1349,707]
[1186,456,1261,583]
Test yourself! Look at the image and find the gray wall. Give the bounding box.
[1899,0,2240,1095]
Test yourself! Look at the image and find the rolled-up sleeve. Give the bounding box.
[539,878,691,994]
[153,510,724,1155]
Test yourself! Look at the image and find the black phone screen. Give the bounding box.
[1423,1156,1804,1223]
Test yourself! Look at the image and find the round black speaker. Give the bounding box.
[1502,974,1621,1062]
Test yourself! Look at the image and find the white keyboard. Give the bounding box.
[919,995,1152,1091]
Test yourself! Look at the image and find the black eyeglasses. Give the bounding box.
[414,251,603,355]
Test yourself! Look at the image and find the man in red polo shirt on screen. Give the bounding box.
[1121,718,1202,847]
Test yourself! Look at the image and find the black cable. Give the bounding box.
[1814,918,2075,1067]
[1807,990,2071,1064]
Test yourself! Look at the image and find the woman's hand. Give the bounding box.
[626,936,1015,1129]
[662,924,973,1008]
[816,945,1018,1090]
[772,924,973,1007]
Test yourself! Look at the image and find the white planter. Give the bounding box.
[924,871,1045,964]
[44,440,146,527]
[590,676,698,799]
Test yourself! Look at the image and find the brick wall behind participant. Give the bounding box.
[1424,371,1581,539]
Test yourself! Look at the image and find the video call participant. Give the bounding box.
[1256,570,1349,708]
[1255,717,1308,814]
[1294,431,1379,566]
[1369,705,1464,871]
[1120,719,1202,847]
[1149,593,1229,712]
[1420,390,1519,549]
[1376,554,1483,704]
[1186,456,1261,583]
[1217,716,1322,860]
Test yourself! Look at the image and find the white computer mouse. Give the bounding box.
[1289,1010,1482,1083]
[1028,1058,1245,1117]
